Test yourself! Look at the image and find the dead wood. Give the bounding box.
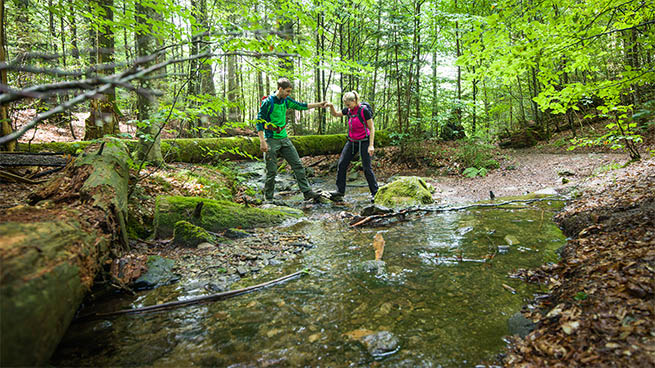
[350,197,564,227]
[0,152,70,167]
[75,269,307,322]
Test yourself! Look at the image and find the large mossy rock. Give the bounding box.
[154,196,303,238]
[173,220,215,247]
[374,176,434,208]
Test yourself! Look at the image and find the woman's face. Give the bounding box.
[345,100,358,109]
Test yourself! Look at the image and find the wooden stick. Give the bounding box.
[74,269,308,322]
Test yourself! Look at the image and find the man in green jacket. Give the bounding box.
[257,77,325,202]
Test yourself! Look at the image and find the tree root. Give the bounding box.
[350,197,565,227]
[74,269,309,322]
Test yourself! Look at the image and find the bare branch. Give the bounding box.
[0,52,211,145]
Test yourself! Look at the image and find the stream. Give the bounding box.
[51,172,566,367]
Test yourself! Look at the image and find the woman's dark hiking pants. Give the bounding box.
[336,139,378,196]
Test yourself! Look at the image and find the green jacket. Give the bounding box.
[256,95,308,139]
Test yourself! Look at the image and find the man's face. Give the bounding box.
[278,87,293,99]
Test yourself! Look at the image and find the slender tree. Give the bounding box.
[84,0,119,139]
[0,0,15,151]
[135,1,163,164]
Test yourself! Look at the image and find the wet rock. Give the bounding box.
[204,282,227,293]
[133,256,179,290]
[308,333,321,343]
[360,260,386,274]
[497,245,510,254]
[508,312,535,338]
[534,187,558,195]
[236,266,249,276]
[224,228,251,239]
[374,176,434,207]
[504,234,520,245]
[197,242,215,250]
[361,331,400,358]
[360,204,393,217]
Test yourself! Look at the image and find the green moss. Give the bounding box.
[154,196,303,238]
[173,221,214,247]
[126,214,151,240]
[374,176,434,208]
[17,133,392,164]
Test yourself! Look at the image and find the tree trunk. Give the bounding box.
[0,139,129,366]
[472,73,477,134]
[0,0,15,151]
[278,15,295,127]
[59,0,66,66]
[84,0,119,140]
[135,2,163,164]
[315,7,324,134]
[370,5,382,108]
[516,75,527,124]
[70,0,79,59]
[455,0,462,127]
[48,0,57,54]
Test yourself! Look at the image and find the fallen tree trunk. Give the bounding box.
[0,138,129,366]
[0,152,70,167]
[16,132,391,163]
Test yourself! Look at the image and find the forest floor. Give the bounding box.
[3,115,655,366]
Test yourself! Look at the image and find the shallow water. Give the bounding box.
[51,186,565,367]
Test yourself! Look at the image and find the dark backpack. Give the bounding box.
[348,102,374,140]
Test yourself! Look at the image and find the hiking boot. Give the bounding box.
[329,191,345,202]
[303,190,321,201]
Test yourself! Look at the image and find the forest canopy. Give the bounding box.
[1,0,653,157]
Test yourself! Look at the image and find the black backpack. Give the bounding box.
[348,102,374,140]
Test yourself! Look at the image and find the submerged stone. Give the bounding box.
[361,331,400,358]
[133,256,179,290]
[508,312,535,338]
[374,176,434,208]
[360,260,386,274]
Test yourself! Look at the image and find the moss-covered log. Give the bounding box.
[17,132,391,163]
[0,138,129,366]
[154,196,303,238]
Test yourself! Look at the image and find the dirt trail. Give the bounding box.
[427,151,627,204]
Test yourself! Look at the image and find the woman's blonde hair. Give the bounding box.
[342,90,360,104]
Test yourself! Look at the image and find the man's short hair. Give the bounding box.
[277,77,293,90]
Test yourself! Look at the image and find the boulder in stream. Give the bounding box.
[374,176,434,207]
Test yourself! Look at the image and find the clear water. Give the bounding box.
[52,192,565,367]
